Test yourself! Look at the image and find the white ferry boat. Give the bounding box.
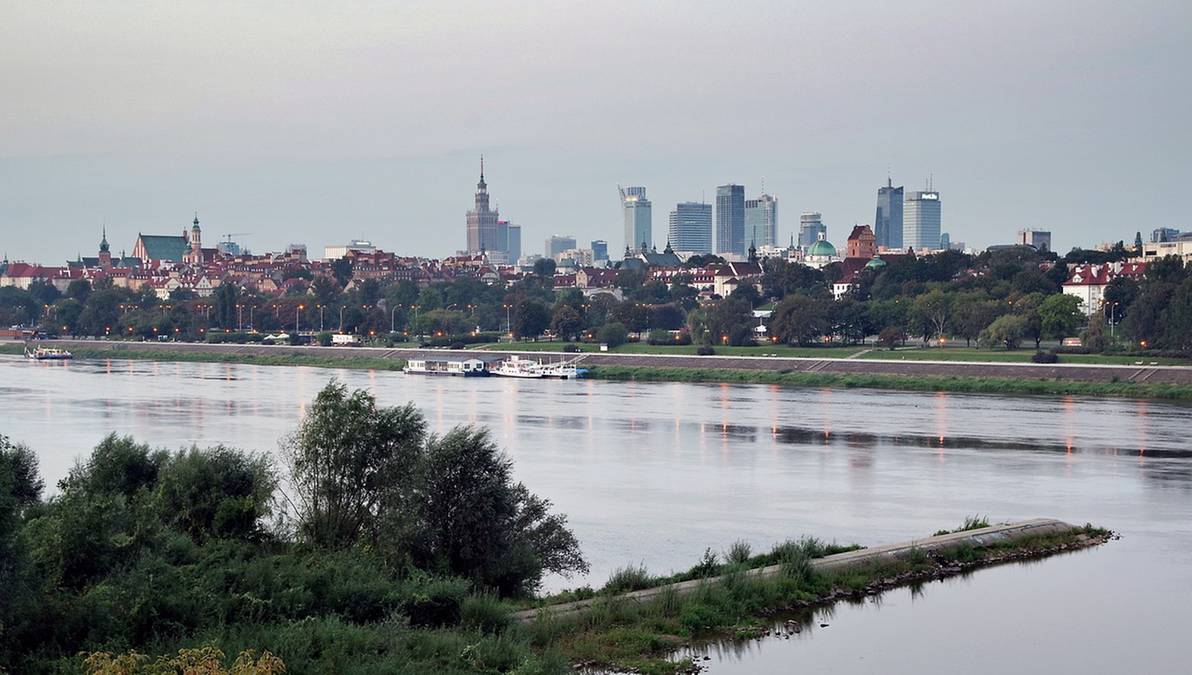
[490,355,583,379]
[403,358,488,376]
[25,345,73,361]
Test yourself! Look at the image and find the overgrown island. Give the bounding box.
[0,382,1110,674]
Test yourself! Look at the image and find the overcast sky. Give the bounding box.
[2,0,1190,263]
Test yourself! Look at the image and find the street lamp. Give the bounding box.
[296,304,304,334]
[316,304,325,332]
[391,305,399,333]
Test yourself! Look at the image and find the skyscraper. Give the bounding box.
[668,202,713,254]
[904,188,942,251]
[620,186,652,251]
[745,193,778,248]
[506,224,521,263]
[1016,229,1052,251]
[798,212,826,248]
[591,240,609,262]
[715,184,745,256]
[466,158,500,254]
[875,178,904,250]
[545,235,577,259]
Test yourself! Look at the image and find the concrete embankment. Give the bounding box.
[13,339,1192,385]
[511,518,1081,623]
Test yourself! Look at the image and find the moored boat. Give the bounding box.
[403,358,489,376]
[25,345,73,361]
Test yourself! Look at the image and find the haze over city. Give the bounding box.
[2,0,1189,261]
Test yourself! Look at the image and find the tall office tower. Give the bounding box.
[545,235,577,259]
[1016,229,1052,251]
[715,184,746,255]
[591,240,609,262]
[466,157,500,254]
[904,187,942,251]
[875,177,904,250]
[745,193,778,248]
[506,224,521,263]
[668,201,713,253]
[1152,227,1182,243]
[798,212,827,248]
[620,186,652,251]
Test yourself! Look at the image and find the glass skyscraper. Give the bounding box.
[715,184,745,256]
[745,193,778,248]
[875,178,903,250]
[668,202,713,254]
[798,212,826,248]
[620,186,652,251]
[904,190,942,250]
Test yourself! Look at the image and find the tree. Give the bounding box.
[831,299,870,344]
[1037,294,1083,340]
[952,295,1000,347]
[0,436,43,509]
[155,446,275,541]
[532,258,556,279]
[649,303,686,330]
[282,382,426,549]
[330,258,354,287]
[1162,277,1192,352]
[702,298,754,346]
[877,326,907,349]
[980,314,1028,350]
[512,299,550,339]
[596,322,628,347]
[212,282,239,329]
[910,289,952,342]
[769,295,830,346]
[550,305,583,341]
[414,427,587,595]
[311,276,340,306]
[66,279,92,303]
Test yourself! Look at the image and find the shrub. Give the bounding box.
[316,331,333,346]
[596,322,628,348]
[1031,350,1059,363]
[402,576,471,628]
[725,540,752,565]
[460,593,512,634]
[604,564,654,594]
[696,345,715,356]
[878,326,906,350]
[562,344,581,353]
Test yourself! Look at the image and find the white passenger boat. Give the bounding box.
[403,358,489,376]
[25,345,73,361]
[490,355,583,379]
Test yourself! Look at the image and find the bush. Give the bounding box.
[877,326,906,350]
[596,322,629,348]
[1031,351,1059,364]
[646,330,692,346]
[460,593,512,634]
[402,576,471,628]
[562,344,581,353]
[696,345,715,356]
[604,564,654,594]
[316,331,333,346]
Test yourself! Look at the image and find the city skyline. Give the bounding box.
[2,2,1190,262]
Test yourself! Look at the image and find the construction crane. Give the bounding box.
[222,233,252,243]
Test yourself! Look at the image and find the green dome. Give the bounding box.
[865,256,887,269]
[808,238,836,257]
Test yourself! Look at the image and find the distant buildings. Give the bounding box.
[1151,227,1182,243]
[875,178,904,250]
[324,239,376,260]
[1016,229,1052,252]
[1138,235,1192,264]
[904,188,941,250]
[465,159,500,254]
[745,193,778,248]
[798,212,826,248]
[1062,262,1148,314]
[620,186,652,251]
[845,225,876,259]
[715,184,746,256]
[668,201,713,254]
[504,223,521,264]
[590,240,609,263]
[545,235,577,259]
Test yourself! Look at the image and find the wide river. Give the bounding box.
[2,355,1190,674]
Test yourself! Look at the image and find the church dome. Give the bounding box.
[865,256,887,269]
[808,238,836,258]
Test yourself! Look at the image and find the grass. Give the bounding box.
[863,346,1191,366]
[584,364,1192,401]
[514,524,1110,674]
[934,515,991,536]
[0,343,406,371]
[474,341,868,358]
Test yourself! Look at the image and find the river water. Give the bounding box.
[2,355,1190,674]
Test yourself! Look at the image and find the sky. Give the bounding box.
[1,0,1190,263]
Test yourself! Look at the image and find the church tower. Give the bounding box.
[98,226,112,268]
[188,213,202,263]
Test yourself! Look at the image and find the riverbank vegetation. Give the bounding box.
[584,365,1192,400]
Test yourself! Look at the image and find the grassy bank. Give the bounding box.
[861,346,1191,366]
[515,524,1109,674]
[474,341,868,358]
[585,364,1192,400]
[0,343,407,371]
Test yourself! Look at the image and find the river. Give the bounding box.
[2,355,1190,674]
